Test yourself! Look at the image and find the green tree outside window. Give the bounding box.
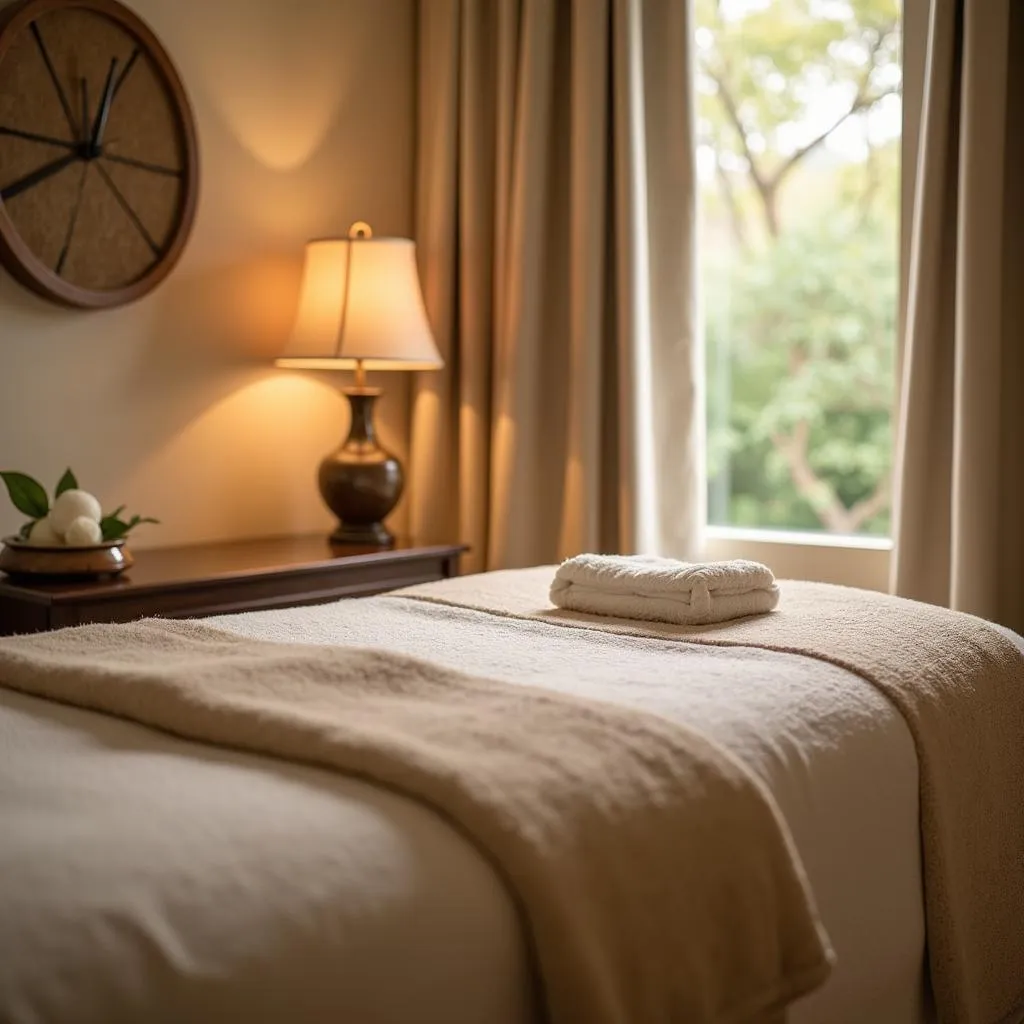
[699,0,901,535]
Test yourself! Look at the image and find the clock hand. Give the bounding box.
[94,162,160,256]
[1,151,79,203]
[101,152,183,178]
[90,57,119,153]
[30,22,79,140]
[55,164,90,277]
[112,48,140,100]
[80,78,89,145]
[0,125,76,150]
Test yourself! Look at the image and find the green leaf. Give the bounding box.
[126,515,160,530]
[1,472,49,518]
[18,520,34,540]
[99,509,158,541]
[55,468,79,498]
[100,509,128,541]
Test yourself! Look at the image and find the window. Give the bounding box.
[698,0,902,537]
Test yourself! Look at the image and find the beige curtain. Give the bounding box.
[892,0,1024,632]
[408,0,700,574]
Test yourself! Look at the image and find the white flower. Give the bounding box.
[26,516,63,547]
[50,490,102,536]
[64,516,103,547]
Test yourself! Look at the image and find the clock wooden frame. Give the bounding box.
[0,0,198,309]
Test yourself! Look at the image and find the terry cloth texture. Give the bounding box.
[550,554,780,624]
[0,620,831,1024]
[394,568,1024,1024]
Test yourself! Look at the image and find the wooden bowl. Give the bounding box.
[0,536,134,579]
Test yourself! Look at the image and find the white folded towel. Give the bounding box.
[550,554,780,626]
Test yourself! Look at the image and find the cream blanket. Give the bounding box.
[396,569,1024,1024]
[551,554,780,624]
[0,619,831,1024]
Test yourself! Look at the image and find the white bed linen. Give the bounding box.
[0,592,935,1024]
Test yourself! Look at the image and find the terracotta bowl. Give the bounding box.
[0,536,134,579]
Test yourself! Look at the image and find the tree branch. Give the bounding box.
[772,420,892,533]
[714,159,749,251]
[844,476,891,531]
[772,420,850,531]
[769,22,900,191]
[708,71,763,184]
[708,68,780,237]
[769,83,899,190]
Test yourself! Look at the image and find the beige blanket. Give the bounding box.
[0,619,831,1024]
[395,569,1024,1024]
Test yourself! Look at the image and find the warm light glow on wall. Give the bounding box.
[196,1,357,170]
[124,375,345,546]
[216,87,343,172]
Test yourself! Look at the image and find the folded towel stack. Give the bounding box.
[550,554,780,626]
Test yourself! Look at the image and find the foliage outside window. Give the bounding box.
[698,0,902,536]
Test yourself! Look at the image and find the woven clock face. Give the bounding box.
[0,0,198,308]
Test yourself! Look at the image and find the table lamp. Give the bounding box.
[276,222,442,547]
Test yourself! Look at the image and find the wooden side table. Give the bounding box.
[0,536,467,636]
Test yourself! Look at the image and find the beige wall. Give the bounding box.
[0,0,416,547]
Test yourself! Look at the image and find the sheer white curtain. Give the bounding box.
[408,0,701,573]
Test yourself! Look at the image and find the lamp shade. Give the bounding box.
[276,234,443,371]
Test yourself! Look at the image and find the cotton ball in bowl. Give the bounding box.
[64,516,103,547]
[26,516,64,547]
[50,489,102,536]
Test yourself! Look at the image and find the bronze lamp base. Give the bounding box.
[318,388,402,547]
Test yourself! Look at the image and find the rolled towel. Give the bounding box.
[550,554,780,626]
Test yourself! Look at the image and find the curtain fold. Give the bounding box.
[410,0,700,574]
[892,0,1024,632]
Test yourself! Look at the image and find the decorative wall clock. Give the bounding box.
[0,0,198,308]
